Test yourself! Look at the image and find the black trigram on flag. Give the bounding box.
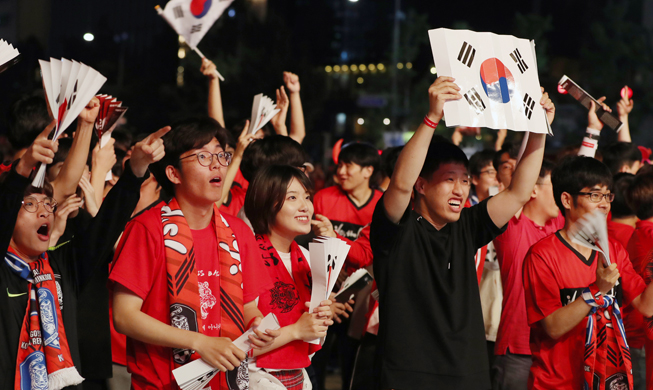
[464,87,486,114]
[173,6,184,19]
[510,48,528,74]
[457,41,476,68]
[190,24,202,33]
[523,93,535,120]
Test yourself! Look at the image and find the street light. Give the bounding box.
[357,118,365,125]
[83,33,94,42]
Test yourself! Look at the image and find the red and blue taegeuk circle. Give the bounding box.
[190,0,212,18]
[479,58,514,104]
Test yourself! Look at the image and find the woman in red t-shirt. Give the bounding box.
[244,165,334,390]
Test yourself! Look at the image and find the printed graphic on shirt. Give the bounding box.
[559,284,622,307]
[269,281,299,313]
[198,281,217,320]
[331,220,365,241]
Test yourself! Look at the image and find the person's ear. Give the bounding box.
[561,192,573,211]
[362,166,373,180]
[165,165,182,186]
[472,175,480,187]
[415,176,427,196]
[530,184,539,200]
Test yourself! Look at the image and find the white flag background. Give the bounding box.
[160,0,234,49]
[428,28,549,134]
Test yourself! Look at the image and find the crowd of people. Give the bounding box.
[2,55,653,390]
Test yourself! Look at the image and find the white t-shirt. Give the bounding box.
[277,246,311,279]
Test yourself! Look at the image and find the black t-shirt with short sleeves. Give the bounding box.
[371,196,505,390]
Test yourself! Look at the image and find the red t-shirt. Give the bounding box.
[523,233,646,390]
[494,211,565,356]
[313,186,382,273]
[608,221,635,250]
[109,203,270,390]
[624,220,653,349]
[221,185,246,217]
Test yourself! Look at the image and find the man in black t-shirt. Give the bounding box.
[370,77,554,390]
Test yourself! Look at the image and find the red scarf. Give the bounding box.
[582,284,632,390]
[255,234,320,369]
[5,247,84,390]
[162,198,248,390]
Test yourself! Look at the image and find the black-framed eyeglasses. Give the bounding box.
[22,196,57,213]
[179,151,232,167]
[575,192,615,203]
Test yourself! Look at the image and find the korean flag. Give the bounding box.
[428,28,550,134]
[158,0,234,50]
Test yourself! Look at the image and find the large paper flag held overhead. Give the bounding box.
[33,58,107,187]
[0,39,20,74]
[248,93,280,135]
[429,28,551,134]
[157,0,234,50]
[94,95,128,180]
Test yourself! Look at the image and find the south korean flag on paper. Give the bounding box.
[428,28,551,134]
[159,0,234,49]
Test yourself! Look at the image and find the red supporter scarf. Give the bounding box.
[255,234,320,369]
[582,284,632,390]
[4,247,84,390]
[162,198,248,390]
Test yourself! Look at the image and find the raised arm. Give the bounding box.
[269,88,289,137]
[487,90,552,228]
[90,137,117,207]
[284,72,306,144]
[201,58,225,128]
[616,88,633,142]
[51,97,100,204]
[220,120,258,206]
[383,77,461,223]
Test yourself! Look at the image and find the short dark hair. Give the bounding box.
[338,142,381,187]
[240,135,307,182]
[244,165,313,235]
[381,146,403,179]
[419,137,469,180]
[610,173,635,218]
[469,150,496,177]
[7,95,51,151]
[493,142,519,171]
[112,126,134,152]
[150,117,228,197]
[552,156,613,213]
[538,159,555,182]
[626,170,653,220]
[601,142,642,175]
[24,180,55,199]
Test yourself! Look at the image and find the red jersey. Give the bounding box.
[220,185,246,217]
[464,198,489,285]
[313,186,381,273]
[109,203,270,390]
[524,233,645,390]
[494,211,564,356]
[608,221,635,250]
[623,220,653,349]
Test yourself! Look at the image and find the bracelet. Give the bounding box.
[423,116,438,129]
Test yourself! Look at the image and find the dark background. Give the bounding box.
[1,0,653,163]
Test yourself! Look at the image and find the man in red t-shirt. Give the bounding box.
[110,118,278,389]
[493,160,564,390]
[625,170,653,390]
[523,156,653,390]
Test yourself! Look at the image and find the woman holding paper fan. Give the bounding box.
[244,165,334,390]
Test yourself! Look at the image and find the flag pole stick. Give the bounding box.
[154,5,225,82]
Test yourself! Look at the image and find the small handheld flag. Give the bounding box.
[94,95,128,180]
[0,39,20,74]
[33,58,107,187]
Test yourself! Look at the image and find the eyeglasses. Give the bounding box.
[179,151,232,167]
[22,196,57,213]
[575,192,615,203]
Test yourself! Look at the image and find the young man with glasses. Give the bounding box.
[0,120,167,389]
[110,118,279,390]
[523,156,653,390]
